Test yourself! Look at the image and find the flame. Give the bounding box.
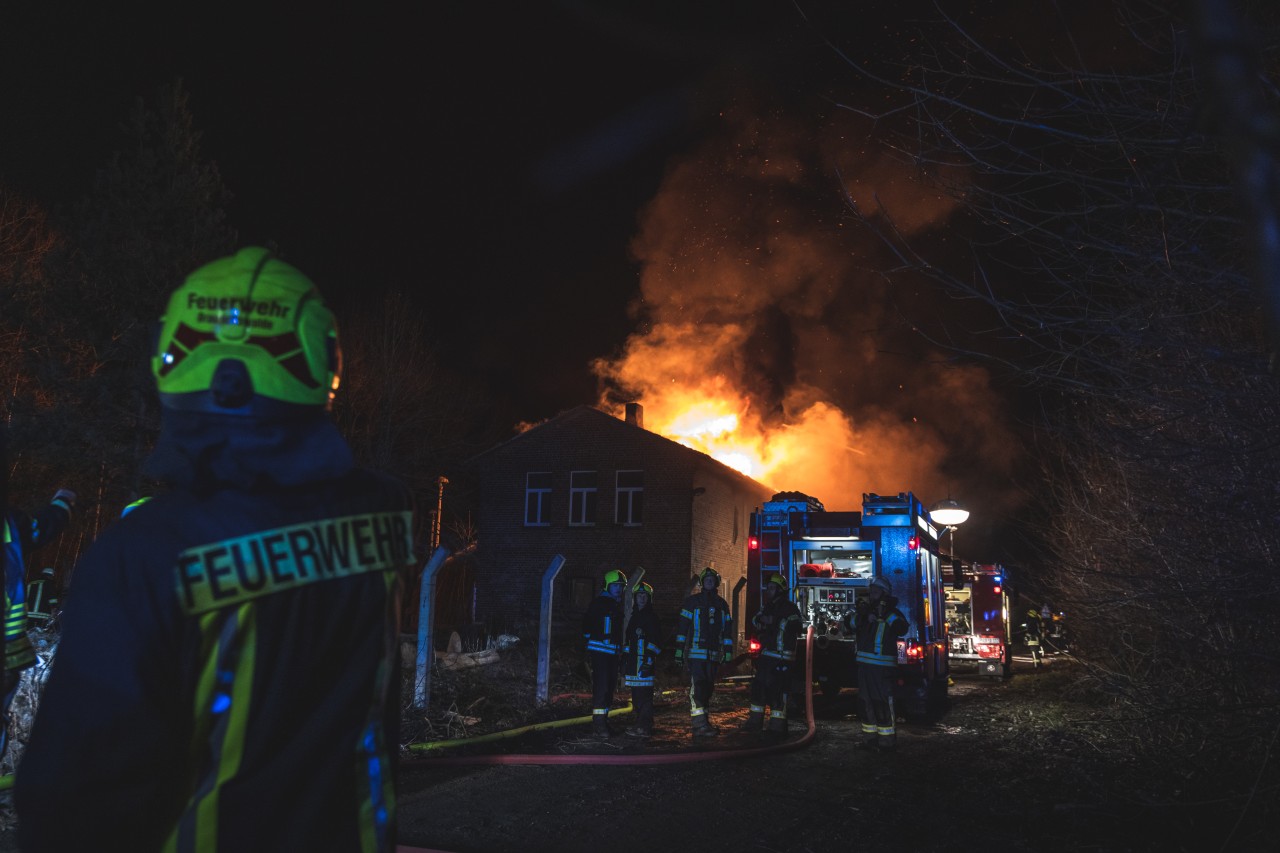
[596,323,951,508]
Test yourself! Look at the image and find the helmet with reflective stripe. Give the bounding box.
[870,576,892,596]
[633,582,653,597]
[152,247,341,416]
[766,572,788,591]
[698,566,721,588]
[603,569,628,589]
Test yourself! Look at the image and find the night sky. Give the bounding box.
[3,3,1041,556]
[3,3,851,415]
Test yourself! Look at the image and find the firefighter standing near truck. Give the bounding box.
[583,569,627,737]
[16,248,415,852]
[742,572,801,736]
[622,581,661,738]
[674,566,734,737]
[848,575,908,751]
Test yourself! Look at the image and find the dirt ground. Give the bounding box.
[0,643,1266,852]
[393,644,1264,853]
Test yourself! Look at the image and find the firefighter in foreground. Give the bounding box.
[583,569,627,737]
[742,572,801,736]
[848,575,908,751]
[3,488,75,761]
[622,581,661,738]
[16,247,416,852]
[674,566,734,737]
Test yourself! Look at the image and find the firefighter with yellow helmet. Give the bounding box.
[850,575,908,751]
[622,581,662,738]
[583,569,628,737]
[18,248,416,851]
[674,566,735,736]
[743,572,801,736]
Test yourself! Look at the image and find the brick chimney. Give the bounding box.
[624,402,644,429]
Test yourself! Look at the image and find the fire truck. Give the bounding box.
[744,491,950,721]
[942,561,1014,678]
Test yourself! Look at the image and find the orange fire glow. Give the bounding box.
[593,318,952,507]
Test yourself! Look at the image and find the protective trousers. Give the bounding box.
[630,685,654,733]
[857,661,897,748]
[750,657,790,731]
[687,659,718,730]
[591,651,619,735]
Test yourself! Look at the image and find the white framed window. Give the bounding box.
[569,470,598,526]
[525,472,552,526]
[615,470,643,526]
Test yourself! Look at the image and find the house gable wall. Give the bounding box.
[465,408,773,641]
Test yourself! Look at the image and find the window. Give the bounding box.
[569,470,598,526]
[525,472,552,526]
[570,577,593,609]
[615,470,643,526]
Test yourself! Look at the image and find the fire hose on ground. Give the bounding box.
[400,627,817,767]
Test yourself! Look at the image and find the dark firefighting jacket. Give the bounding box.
[582,591,624,657]
[676,590,734,662]
[623,602,662,687]
[4,500,71,676]
[752,595,801,663]
[16,413,414,853]
[852,595,908,667]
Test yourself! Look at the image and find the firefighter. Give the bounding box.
[674,566,734,737]
[17,247,415,852]
[742,572,801,735]
[583,569,627,737]
[25,567,59,628]
[1023,607,1044,666]
[622,581,661,738]
[3,489,75,761]
[851,575,908,751]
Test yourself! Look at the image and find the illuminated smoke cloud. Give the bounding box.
[594,92,1023,539]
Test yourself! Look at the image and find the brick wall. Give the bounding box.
[465,407,772,641]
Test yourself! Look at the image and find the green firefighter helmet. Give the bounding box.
[698,566,721,589]
[766,572,788,591]
[603,569,628,590]
[152,247,341,416]
[633,581,653,598]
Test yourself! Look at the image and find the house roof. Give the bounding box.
[465,404,774,494]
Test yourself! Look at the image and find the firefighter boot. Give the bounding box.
[739,709,765,732]
[691,714,720,738]
[766,713,789,737]
[592,713,613,738]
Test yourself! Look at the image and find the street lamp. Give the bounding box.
[929,498,970,558]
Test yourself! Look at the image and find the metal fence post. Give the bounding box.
[535,555,566,706]
[414,546,452,711]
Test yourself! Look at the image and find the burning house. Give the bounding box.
[461,403,774,636]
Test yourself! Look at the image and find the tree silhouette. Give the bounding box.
[4,78,236,558]
[832,0,1280,833]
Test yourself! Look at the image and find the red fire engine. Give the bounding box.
[745,491,950,721]
[943,561,1014,678]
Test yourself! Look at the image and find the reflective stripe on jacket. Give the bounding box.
[675,591,734,661]
[582,592,624,656]
[623,604,662,687]
[753,596,801,662]
[854,597,908,667]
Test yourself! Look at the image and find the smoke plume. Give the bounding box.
[593,92,1024,553]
